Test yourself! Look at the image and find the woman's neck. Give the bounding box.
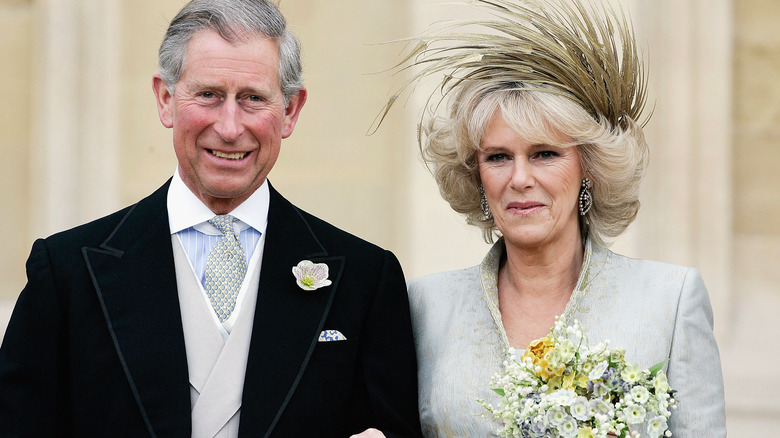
[497,231,585,348]
[501,231,584,298]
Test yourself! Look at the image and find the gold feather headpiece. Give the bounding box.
[376,0,648,132]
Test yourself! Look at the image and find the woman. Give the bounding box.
[390,0,727,436]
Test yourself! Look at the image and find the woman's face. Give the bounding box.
[478,110,583,251]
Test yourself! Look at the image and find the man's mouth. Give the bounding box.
[210,149,248,160]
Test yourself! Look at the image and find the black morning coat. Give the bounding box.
[0,180,423,438]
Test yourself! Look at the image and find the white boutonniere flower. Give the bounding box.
[292,260,332,291]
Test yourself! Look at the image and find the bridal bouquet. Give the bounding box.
[480,319,676,438]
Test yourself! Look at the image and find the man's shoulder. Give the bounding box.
[292,206,386,256]
[42,205,136,249]
[43,182,168,250]
[268,185,388,258]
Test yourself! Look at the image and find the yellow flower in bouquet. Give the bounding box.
[525,337,556,361]
[522,337,568,380]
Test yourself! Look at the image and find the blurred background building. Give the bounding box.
[0,0,776,434]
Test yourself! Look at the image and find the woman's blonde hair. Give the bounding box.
[379,0,650,246]
[422,81,648,246]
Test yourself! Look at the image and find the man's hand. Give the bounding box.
[350,428,386,438]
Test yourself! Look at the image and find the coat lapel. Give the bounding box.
[239,184,344,438]
[83,181,191,437]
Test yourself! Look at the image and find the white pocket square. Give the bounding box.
[318,330,347,342]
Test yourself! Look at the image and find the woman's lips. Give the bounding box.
[506,201,545,214]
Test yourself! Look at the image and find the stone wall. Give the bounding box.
[724,0,780,432]
[0,1,32,305]
[1,0,778,433]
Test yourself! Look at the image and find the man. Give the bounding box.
[0,1,422,437]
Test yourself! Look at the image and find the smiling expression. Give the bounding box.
[478,110,584,250]
[153,30,306,213]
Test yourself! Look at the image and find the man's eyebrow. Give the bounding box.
[184,80,216,92]
[240,87,272,98]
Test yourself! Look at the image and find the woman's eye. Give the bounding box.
[536,150,558,159]
[486,153,509,162]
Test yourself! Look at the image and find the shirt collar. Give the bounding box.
[167,167,270,235]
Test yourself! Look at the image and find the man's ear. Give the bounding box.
[281,87,307,139]
[152,73,174,128]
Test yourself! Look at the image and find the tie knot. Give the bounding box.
[209,214,236,236]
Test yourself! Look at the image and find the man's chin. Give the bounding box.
[194,181,265,211]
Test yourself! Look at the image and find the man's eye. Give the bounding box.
[247,95,261,102]
[200,92,216,99]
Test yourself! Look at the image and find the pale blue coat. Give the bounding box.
[408,239,726,437]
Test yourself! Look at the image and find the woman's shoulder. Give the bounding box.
[410,240,503,294]
[408,264,481,295]
[587,244,706,302]
[594,244,695,280]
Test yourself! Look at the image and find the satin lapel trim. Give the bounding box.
[83,182,191,437]
[239,187,345,438]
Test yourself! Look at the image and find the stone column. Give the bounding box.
[29,0,122,238]
[620,0,733,334]
[0,0,35,301]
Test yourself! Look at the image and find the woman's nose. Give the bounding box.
[509,159,534,190]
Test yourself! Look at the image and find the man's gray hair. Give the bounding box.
[158,0,303,104]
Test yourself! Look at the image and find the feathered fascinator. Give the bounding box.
[375,0,648,132]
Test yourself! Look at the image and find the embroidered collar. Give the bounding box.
[479,237,595,353]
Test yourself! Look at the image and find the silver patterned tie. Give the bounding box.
[204,215,247,322]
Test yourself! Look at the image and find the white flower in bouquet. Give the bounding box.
[480,319,677,438]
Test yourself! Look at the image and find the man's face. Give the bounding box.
[153,30,306,213]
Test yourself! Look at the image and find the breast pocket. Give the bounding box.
[295,337,360,417]
[310,337,359,364]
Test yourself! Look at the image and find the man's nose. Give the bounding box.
[214,99,244,142]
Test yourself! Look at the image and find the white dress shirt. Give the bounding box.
[167,168,269,336]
